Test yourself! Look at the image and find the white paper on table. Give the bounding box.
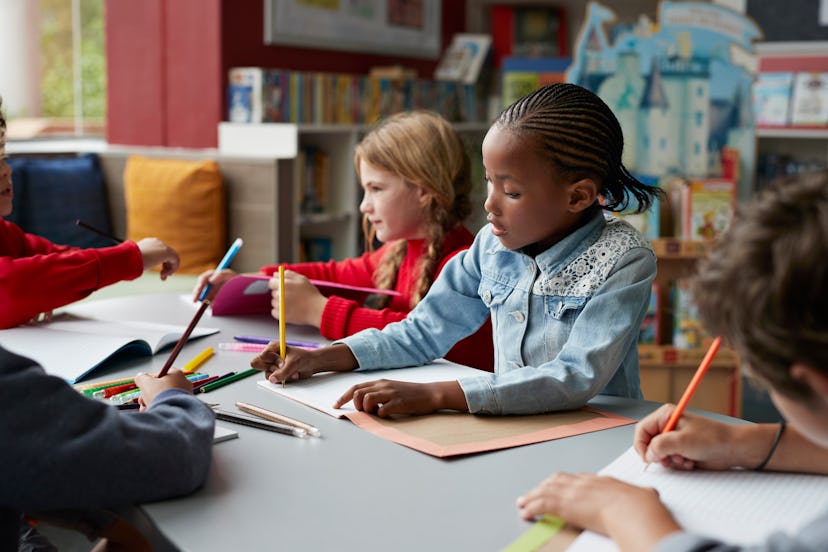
[567,447,828,551]
[257,359,485,418]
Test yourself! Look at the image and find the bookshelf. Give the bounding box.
[754,41,828,191]
[219,122,490,264]
[641,239,742,417]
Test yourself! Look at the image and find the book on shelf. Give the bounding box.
[226,66,491,125]
[0,315,220,383]
[490,4,568,68]
[501,56,570,107]
[209,274,402,316]
[638,282,661,345]
[227,67,265,123]
[667,177,736,241]
[302,236,333,262]
[672,278,713,350]
[298,146,329,215]
[789,71,828,126]
[752,72,794,127]
[434,33,492,85]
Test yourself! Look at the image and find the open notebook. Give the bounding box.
[0,314,219,383]
[210,273,401,316]
[566,446,828,550]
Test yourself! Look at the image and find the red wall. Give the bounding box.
[105,0,167,146]
[106,1,466,148]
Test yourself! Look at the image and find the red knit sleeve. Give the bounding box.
[318,294,409,340]
[0,231,143,328]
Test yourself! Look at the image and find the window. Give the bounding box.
[4,0,105,139]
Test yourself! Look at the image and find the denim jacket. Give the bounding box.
[339,210,656,415]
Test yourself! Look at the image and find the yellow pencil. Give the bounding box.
[182,346,215,374]
[279,265,286,388]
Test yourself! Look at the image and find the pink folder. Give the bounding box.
[210,274,400,316]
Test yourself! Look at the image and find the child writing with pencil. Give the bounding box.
[515,170,828,551]
[194,110,494,371]
[251,83,661,416]
[0,344,215,550]
[0,97,181,329]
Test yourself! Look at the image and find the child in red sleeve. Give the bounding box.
[0,97,180,328]
[194,110,494,372]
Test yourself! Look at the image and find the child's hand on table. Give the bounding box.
[516,471,679,550]
[333,379,466,417]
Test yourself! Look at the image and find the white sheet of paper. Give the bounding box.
[213,424,239,444]
[257,359,486,418]
[567,447,828,550]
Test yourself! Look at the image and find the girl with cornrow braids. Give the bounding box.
[195,110,494,372]
[252,83,661,417]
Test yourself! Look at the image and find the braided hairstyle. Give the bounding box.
[495,83,661,213]
[355,110,472,308]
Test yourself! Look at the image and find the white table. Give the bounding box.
[68,293,674,551]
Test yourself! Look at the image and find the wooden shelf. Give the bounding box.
[650,238,712,259]
[641,241,742,417]
[638,344,739,367]
[757,127,828,139]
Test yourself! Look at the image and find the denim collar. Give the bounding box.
[485,209,607,276]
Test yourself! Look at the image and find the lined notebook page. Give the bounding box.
[568,447,828,550]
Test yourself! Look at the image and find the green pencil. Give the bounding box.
[196,368,259,393]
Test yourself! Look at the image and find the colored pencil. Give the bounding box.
[196,368,258,393]
[279,265,286,388]
[157,238,243,377]
[183,347,215,374]
[236,401,321,437]
[662,336,723,433]
[75,219,123,244]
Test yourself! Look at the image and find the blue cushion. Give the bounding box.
[5,157,28,228]
[16,154,113,248]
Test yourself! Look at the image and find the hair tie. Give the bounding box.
[754,420,786,471]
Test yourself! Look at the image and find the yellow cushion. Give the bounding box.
[124,155,226,274]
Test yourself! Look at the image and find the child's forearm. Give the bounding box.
[746,423,828,474]
[314,344,360,373]
[432,381,469,411]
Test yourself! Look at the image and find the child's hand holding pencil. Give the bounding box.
[633,405,740,471]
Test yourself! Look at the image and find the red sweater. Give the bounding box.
[261,225,494,372]
[0,219,144,329]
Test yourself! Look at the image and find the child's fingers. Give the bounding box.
[332,385,358,409]
[633,403,676,459]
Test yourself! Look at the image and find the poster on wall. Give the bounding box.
[566,1,762,199]
[264,0,442,59]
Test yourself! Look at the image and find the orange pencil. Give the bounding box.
[662,336,723,434]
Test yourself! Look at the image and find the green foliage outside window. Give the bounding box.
[39,0,105,121]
